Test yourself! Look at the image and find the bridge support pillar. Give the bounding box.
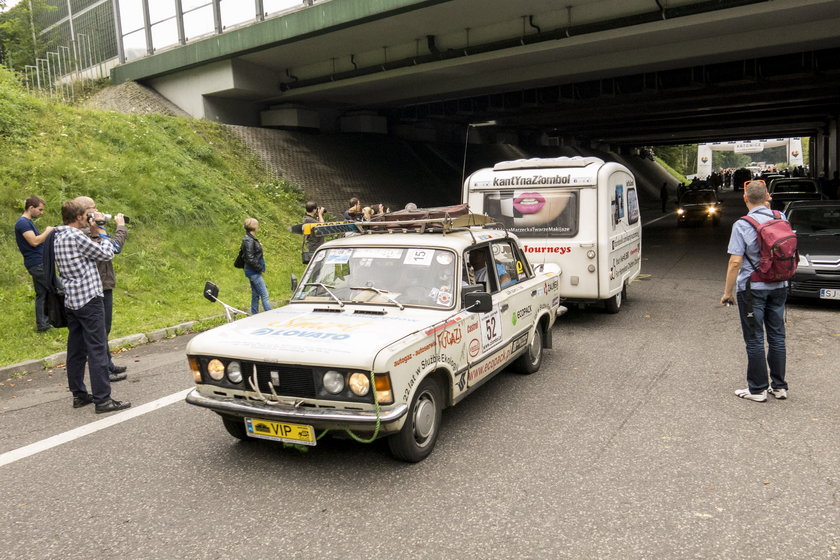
[828,116,839,181]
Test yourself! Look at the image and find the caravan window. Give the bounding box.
[627,188,639,225]
[480,189,578,238]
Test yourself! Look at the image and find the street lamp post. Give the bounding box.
[461,120,497,189]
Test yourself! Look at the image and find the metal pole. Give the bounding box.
[91,28,102,78]
[47,52,62,99]
[27,0,37,60]
[112,0,126,64]
[141,0,153,55]
[35,60,42,90]
[64,0,80,82]
[25,65,38,91]
[212,0,222,34]
[255,0,264,22]
[174,0,186,45]
[78,33,91,74]
[77,33,86,75]
[36,58,48,93]
[59,45,75,99]
[43,56,53,96]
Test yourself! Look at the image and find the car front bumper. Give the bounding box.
[788,268,840,298]
[185,388,408,430]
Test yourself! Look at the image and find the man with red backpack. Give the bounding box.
[721,181,797,402]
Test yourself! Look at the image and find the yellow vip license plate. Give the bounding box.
[244,417,316,446]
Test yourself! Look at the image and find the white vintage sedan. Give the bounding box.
[186,215,561,462]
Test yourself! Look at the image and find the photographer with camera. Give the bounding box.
[54,199,130,413]
[303,201,325,253]
[74,196,129,382]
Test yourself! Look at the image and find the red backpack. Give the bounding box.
[740,210,798,284]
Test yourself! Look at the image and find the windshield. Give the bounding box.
[788,207,840,234]
[772,181,817,194]
[293,247,457,308]
[682,191,717,204]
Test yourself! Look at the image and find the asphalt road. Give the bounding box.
[1,189,838,560]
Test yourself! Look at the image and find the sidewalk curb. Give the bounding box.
[1,319,204,380]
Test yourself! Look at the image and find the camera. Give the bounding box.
[87,213,130,225]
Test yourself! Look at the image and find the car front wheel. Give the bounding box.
[388,377,442,462]
[221,416,250,441]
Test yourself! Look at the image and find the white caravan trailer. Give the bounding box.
[463,157,642,313]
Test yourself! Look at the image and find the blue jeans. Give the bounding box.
[736,287,788,394]
[248,274,272,315]
[26,264,50,331]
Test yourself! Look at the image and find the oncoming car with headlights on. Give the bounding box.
[185,206,561,462]
[676,189,721,226]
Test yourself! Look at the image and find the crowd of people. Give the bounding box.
[15,195,131,413]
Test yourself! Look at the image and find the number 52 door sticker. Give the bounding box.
[480,308,503,353]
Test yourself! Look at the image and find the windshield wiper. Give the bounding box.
[350,286,405,310]
[303,283,344,307]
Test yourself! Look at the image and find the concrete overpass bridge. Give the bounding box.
[111,0,840,177]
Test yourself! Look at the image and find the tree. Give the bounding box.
[654,144,698,177]
[0,0,54,71]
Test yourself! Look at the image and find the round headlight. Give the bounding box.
[323,370,345,394]
[677,208,685,215]
[227,361,243,383]
[707,206,717,214]
[207,359,225,381]
[586,250,596,259]
[348,372,370,396]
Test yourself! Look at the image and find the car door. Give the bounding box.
[488,239,536,357]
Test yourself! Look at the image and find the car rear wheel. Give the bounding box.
[221,416,249,441]
[388,377,442,462]
[512,325,543,374]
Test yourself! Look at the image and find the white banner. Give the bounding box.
[734,141,764,154]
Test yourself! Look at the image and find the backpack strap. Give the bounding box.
[738,215,761,271]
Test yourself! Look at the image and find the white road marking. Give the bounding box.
[0,388,192,468]
[642,212,676,227]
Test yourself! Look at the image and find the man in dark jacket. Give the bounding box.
[15,195,55,332]
[75,197,128,381]
[303,201,325,253]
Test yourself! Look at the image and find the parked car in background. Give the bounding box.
[769,178,823,211]
[676,189,721,226]
[784,200,840,301]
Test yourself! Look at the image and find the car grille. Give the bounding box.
[250,363,316,398]
[792,277,840,291]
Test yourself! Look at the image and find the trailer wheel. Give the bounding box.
[605,285,625,314]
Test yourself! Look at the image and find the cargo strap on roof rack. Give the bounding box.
[304,204,497,236]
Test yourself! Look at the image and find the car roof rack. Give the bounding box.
[309,204,500,237]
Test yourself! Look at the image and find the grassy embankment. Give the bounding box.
[0,67,306,367]
[655,157,689,185]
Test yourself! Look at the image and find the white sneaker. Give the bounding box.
[769,387,788,399]
[735,388,767,402]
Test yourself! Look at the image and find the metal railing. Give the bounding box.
[7,27,116,101]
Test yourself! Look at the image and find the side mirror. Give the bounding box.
[464,291,492,314]
[302,251,314,265]
[204,281,219,302]
[291,274,298,292]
